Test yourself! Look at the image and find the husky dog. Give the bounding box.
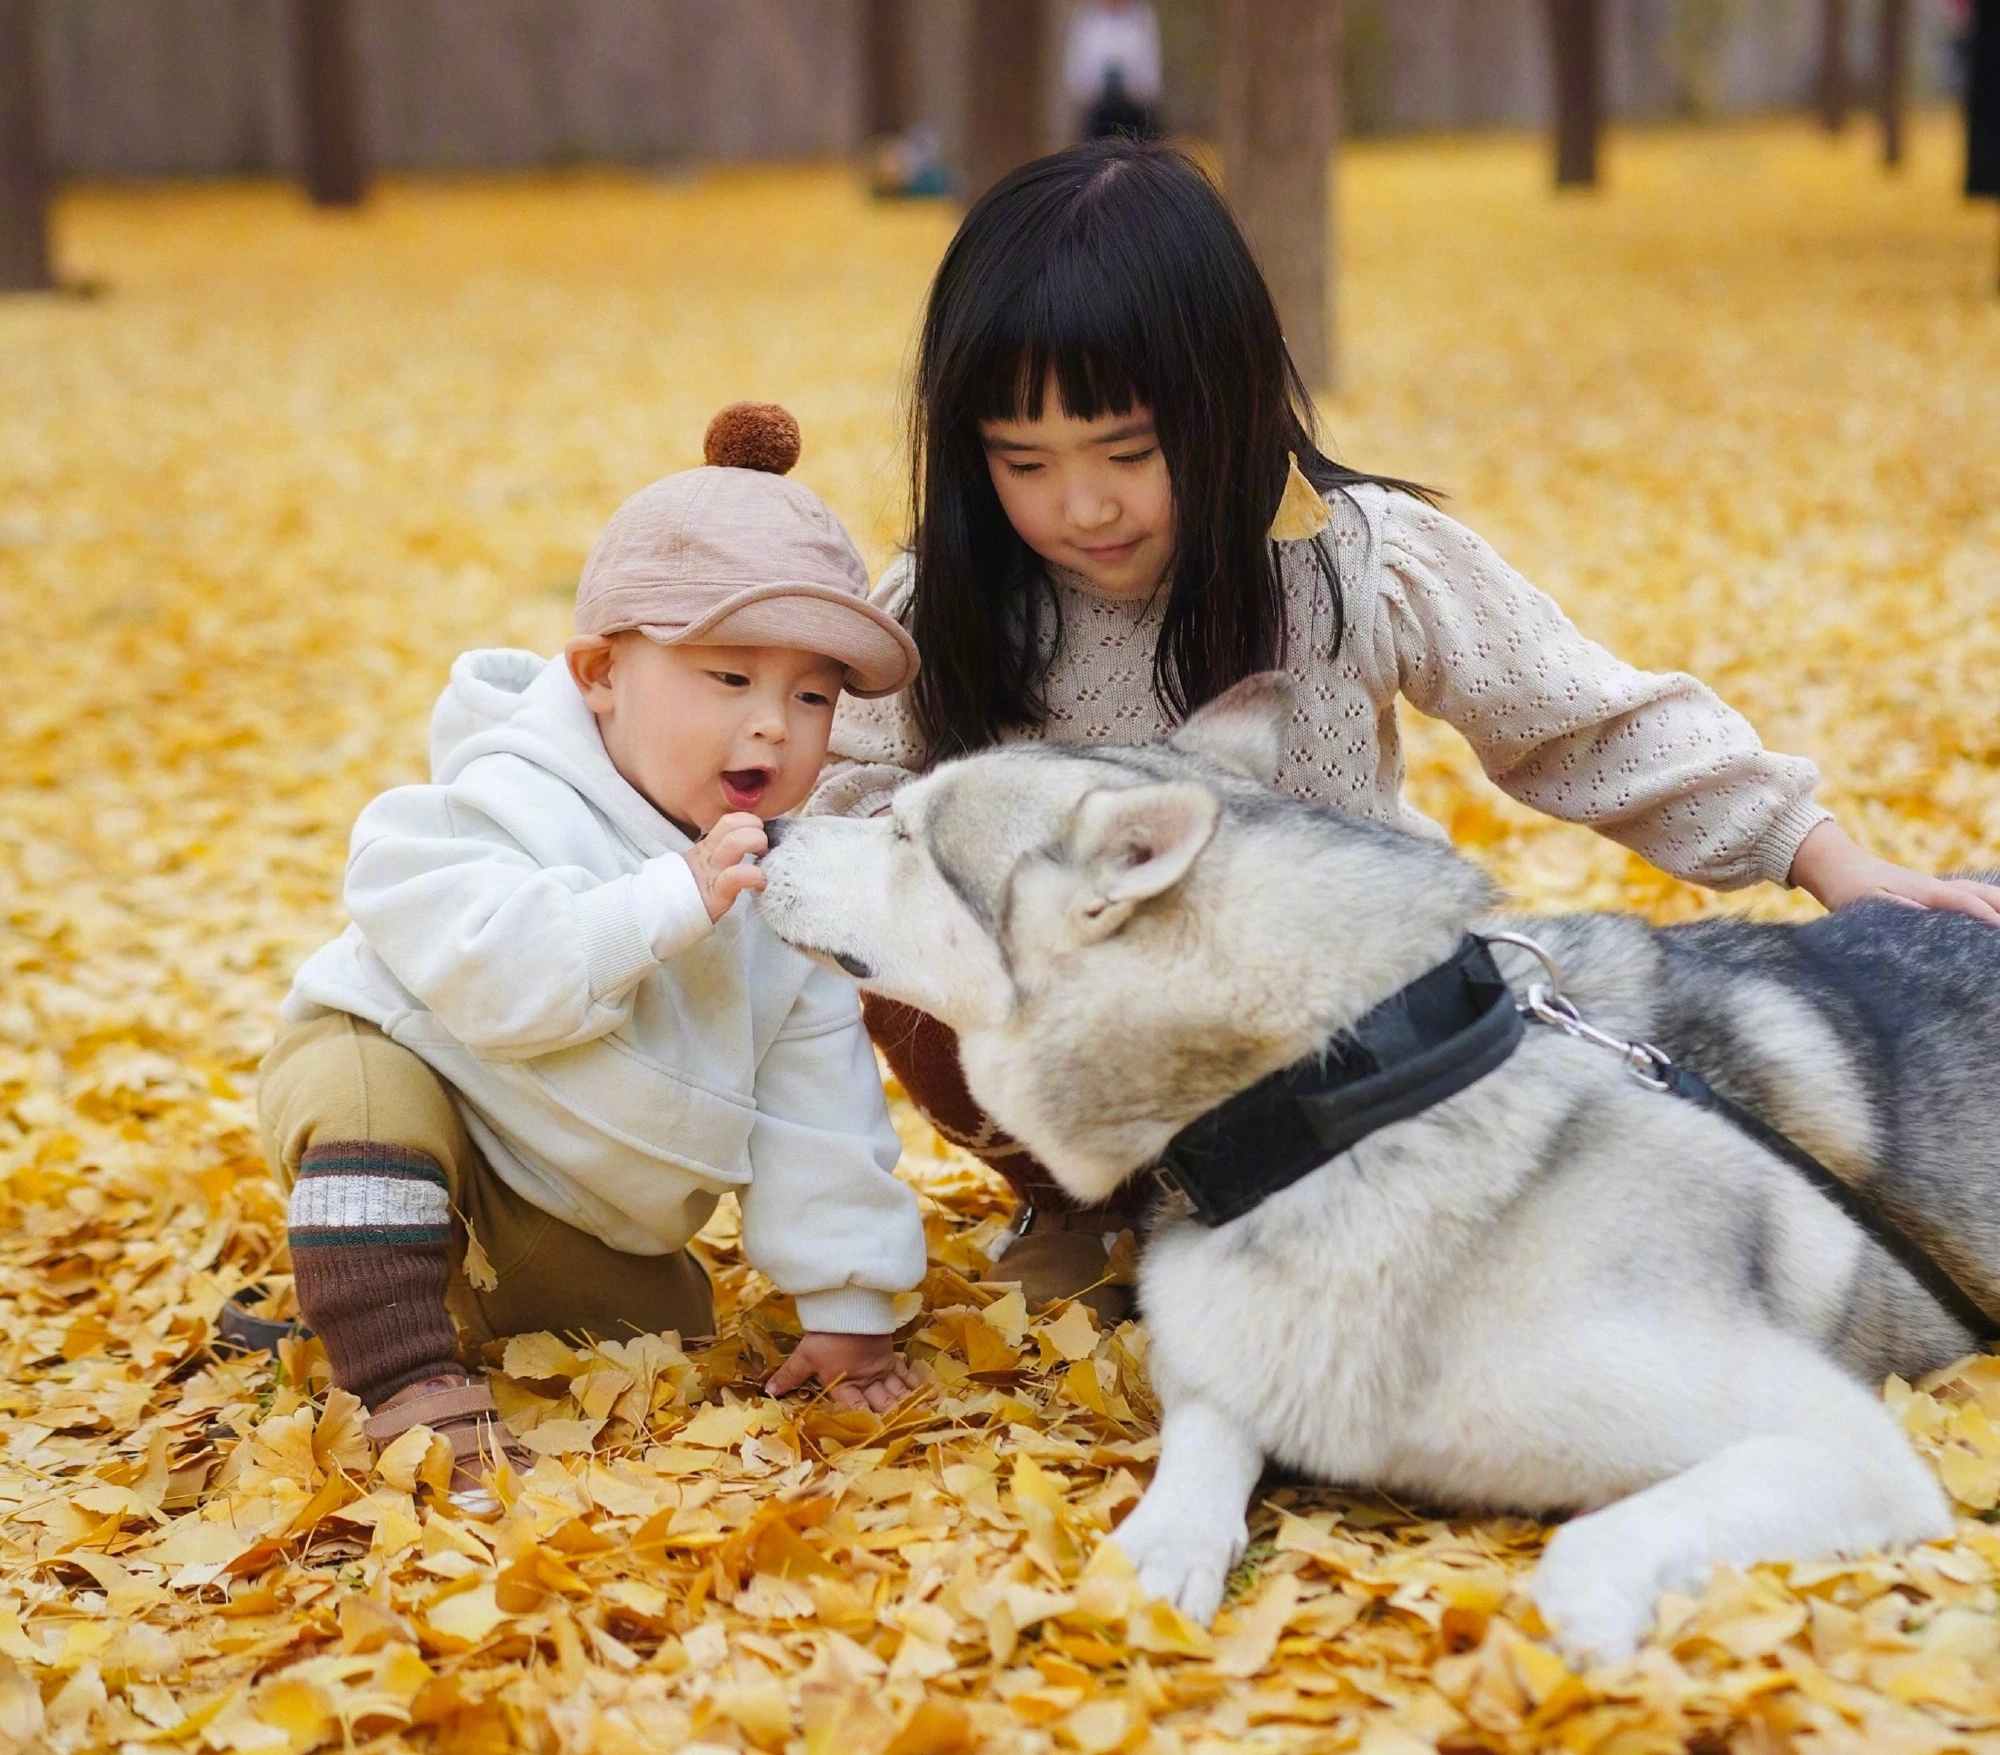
[759,676,1997,1661]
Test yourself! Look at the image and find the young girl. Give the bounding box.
[807,138,2000,1319]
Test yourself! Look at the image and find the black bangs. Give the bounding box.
[904,137,1433,764]
[963,238,1152,428]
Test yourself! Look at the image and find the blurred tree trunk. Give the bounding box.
[1970,0,1999,290]
[1973,0,2000,193]
[863,0,912,139]
[1548,0,1603,187]
[1220,0,1341,391]
[1817,0,1850,130]
[1877,0,1908,167]
[0,0,51,291]
[297,0,368,206]
[966,1,1046,205]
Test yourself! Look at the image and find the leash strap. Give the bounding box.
[1156,937,1525,1226]
[1500,929,1999,1345]
[1659,1063,1999,1343]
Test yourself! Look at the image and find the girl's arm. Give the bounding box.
[804,558,927,818]
[804,685,925,818]
[1373,500,2000,921]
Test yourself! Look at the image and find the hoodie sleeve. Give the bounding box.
[343,772,713,1057]
[737,965,927,1334]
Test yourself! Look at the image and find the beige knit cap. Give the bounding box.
[574,403,919,698]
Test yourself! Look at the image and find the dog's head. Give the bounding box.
[760,674,1486,1201]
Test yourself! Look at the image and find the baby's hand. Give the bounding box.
[766,1331,922,1412]
[683,812,768,921]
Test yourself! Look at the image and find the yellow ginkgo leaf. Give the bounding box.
[1268,451,1332,542]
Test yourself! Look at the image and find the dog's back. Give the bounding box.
[1529,900,2000,1319]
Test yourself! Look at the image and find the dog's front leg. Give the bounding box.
[1110,1399,1264,1623]
[1530,1410,1950,1665]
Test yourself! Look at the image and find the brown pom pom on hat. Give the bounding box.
[573,403,918,698]
[703,402,802,475]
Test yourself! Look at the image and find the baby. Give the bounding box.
[259,404,928,1486]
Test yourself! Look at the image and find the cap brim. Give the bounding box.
[633,582,919,698]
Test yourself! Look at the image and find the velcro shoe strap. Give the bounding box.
[442,1420,512,1466]
[364,1383,499,1443]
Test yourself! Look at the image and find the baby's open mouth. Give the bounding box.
[720,768,772,811]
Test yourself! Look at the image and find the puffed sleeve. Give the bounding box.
[1375,499,1829,889]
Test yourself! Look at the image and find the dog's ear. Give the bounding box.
[1169,671,1295,785]
[1064,782,1221,943]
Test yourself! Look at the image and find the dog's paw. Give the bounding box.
[1110,1498,1243,1627]
[1528,1518,1669,1665]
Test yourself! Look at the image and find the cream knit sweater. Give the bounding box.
[807,484,1829,891]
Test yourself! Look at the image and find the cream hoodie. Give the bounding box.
[283,649,925,1335]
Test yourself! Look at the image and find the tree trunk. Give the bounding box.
[965,1,1046,206]
[1877,0,1909,167]
[1971,0,2000,291]
[863,0,912,140]
[1547,0,1603,187]
[0,0,51,292]
[297,0,368,206]
[1220,0,1341,391]
[1973,0,2000,196]
[1817,0,1850,131]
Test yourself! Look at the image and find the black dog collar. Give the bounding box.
[1154,935,1525,1227]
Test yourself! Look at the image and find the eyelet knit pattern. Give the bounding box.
[807,485,1826,892]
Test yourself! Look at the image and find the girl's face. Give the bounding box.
[978,380,1174,601]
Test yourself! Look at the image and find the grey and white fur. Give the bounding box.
[759,674,1993,1662]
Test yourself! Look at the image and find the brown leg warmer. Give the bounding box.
[287,1140,462,1408]
[861,996,1150,1223]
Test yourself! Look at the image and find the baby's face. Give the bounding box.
[567,635,844,834]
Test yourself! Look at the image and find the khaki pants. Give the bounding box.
[259,1013,714,1348]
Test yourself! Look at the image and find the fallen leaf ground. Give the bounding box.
[2,114,1999,1755]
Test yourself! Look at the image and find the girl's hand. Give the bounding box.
[766,1331,923,1412]
[683,812,768,921]
[1789,820,2000,927]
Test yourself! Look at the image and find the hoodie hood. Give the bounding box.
[428,649,690,857]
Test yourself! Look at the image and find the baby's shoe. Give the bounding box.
[364,1374,529,1516]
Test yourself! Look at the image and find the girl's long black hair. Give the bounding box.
[906,135,1432,762]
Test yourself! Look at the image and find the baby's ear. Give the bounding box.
[565,636,617,708]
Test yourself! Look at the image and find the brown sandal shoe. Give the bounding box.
[990,1211,1137,1326]
[364,1380,529,1511]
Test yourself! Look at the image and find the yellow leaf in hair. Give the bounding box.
[1268,452,1332,542]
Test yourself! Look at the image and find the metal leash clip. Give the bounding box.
[1481,931,1676,1093]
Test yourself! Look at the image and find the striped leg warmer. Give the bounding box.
[287,1141,461,1408]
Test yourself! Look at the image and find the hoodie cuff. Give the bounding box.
[632,855,715,960]
[1754,797,1835,889]
[574,876,666,1002]
[795,1287,900,1335]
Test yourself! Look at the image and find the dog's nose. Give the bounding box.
[764,817,789,848]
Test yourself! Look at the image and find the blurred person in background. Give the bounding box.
[1064,0,1164,141]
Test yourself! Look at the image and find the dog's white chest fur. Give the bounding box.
[1142,1168,1448,1487]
